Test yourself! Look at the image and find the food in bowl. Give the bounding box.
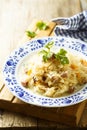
[19,41,87,97]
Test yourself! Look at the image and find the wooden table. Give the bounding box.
[0,0,87,128]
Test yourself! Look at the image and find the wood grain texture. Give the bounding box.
[0,111,37,127]
[0,98,86,126]
[0,86,14,101]
[80,0,87,10]
[0,0,87,128]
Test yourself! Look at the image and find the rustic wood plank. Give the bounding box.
[0,85,14,101]
[12,97,25,104]
[18,21,56,46]
[0,110,37,127]
[79,103,87,127]
[37,119,68,128]
[0,72,4,90]
[35,21,56,38]
[11,94,87,126]
[0,99,75,126]
[50,31,55,36]
[17,19,39,46]
[1,98,86,126]
[0,100,37,127]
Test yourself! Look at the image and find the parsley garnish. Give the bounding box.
[39,41,54,62]
[26,31,36,38]
[26,21,49,38]
[39,41,69,65]
[54,49,69,65]
[36,21,48,30]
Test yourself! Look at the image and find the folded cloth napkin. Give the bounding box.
[52,11,87,41]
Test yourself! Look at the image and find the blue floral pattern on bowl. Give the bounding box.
[3,36,87,107]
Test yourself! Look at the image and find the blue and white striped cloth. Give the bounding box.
[52,11,87,41]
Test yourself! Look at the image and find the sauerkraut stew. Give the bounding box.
[19,41,87,97]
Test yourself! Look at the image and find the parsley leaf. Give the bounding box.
[36,21,48,30]
[39,42,53,62]
[26,31,36,38]
[55,49,69,65]
[60,56,69,65]
[39,41,69,65]
[45,41,54,49]
[58,48,67,56]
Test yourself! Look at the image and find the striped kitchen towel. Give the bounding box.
[52,11,87,41]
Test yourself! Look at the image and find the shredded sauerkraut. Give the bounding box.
[19,49,87,97]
